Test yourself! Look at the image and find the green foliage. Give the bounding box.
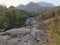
[0,5,27,30]
[26,11,39,17]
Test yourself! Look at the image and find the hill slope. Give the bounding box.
[37,6,60,45]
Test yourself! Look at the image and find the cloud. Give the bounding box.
[0,0,59,7]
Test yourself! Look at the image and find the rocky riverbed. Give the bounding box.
[0,17,51,45]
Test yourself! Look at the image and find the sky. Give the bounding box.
[0,0,60,7]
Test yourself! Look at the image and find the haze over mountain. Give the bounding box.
[37,2,55,7]
[16,2,55,12]
[16,2,44,12]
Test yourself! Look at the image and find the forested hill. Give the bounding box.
[0,5,28,30]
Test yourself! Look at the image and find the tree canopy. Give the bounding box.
[0,5,27,30]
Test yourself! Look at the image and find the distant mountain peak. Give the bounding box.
[28,2,35,4]
[27,2,36,5]
[16,2,55,12]
[37,2,55,7]
[16,2,44,12]
[27,2,39,6]
[39,1,46,3]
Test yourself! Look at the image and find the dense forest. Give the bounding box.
[0,5,28,30]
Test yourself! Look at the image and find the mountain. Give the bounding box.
[37,2,55,8]
[16,2,55,12]
[17,4,25,9]
[16,2,44,12]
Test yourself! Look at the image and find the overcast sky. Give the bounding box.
[0,0,60,7]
